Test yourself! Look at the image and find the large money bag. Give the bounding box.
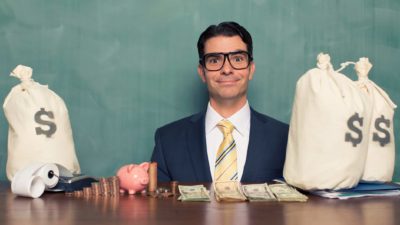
[353,58,397,182]
[283,53,371,190]
[3,65,81,181]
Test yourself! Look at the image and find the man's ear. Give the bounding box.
[248,61,255,80]
[197,64,207,83]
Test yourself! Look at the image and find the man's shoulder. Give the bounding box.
[156,111,205,132]
[251,108,289,129]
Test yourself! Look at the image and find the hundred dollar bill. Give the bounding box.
[242,183,277,201]
[178,185,211,202]
[214,181,247,202]
[269,183,308,202]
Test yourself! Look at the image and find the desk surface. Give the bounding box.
[1,182,399,225]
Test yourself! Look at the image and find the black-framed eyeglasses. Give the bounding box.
[200,51,253,71]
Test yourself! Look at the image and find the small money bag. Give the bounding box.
[352,58,397,182]
[3,65,80,180]
[283,53,372,190]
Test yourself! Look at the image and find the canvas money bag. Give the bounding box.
[349,58,396,182]
[283,53,372,190]
[3,65,80,181]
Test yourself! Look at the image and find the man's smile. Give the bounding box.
[216,78,241,85]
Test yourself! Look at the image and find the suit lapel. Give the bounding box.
[241,109,267,181]
[186,112,212,182]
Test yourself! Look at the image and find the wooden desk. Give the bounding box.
[1,182,399,225]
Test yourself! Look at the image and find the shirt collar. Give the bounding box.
[205,101,251,136]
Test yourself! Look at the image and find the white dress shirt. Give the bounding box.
[205,101,251,181]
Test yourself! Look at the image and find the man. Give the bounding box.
[151,21,288,182]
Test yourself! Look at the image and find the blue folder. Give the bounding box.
[340,182,400,192]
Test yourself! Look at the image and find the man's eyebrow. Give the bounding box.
[204,50,247,55]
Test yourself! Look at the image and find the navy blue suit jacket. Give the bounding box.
[150,108,289,183]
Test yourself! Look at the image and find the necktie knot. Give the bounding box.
[217,120,235,136]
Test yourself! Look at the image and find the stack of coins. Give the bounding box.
[99,178,110,196]
[91,182,101,196]
[108,176,120,196]
[171,181,178,196]
[148,162,157,193]
[83,187,92,197]
[65,178,180,199]
[74,190,83,197]
[65,176,120,198]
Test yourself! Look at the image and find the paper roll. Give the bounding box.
[11,175,45,198]
[11,163,60,198]
[34,163,59,188]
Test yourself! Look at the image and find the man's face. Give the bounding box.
[197,35,255,105]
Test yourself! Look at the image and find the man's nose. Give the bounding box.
[221,57,233,75]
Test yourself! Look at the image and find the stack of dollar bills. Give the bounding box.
[178,185,211,201]
[177,182,307,202]
[214,181,247,201]
[269,183,308,202]
[242,183,277,201]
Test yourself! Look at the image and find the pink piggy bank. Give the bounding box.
[117,162,150,194]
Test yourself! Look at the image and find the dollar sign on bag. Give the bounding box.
[34,108,57,138]
[372,115,391,147]
[345,112,363,147]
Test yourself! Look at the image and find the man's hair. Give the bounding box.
[197,21,253,63]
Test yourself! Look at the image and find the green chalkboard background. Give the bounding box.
[0,0,399,181]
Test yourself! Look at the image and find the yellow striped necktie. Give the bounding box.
[214,120,238,181]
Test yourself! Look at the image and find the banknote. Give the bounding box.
[178,185,211,202]
[214,181,247,202]
[242,183,277,201]
[269,183,308,202]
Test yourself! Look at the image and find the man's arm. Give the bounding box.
[150,128,172,182]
